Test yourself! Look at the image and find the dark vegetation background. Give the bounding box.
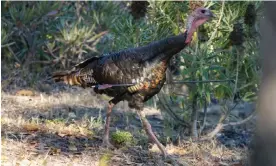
[1,1,263,165]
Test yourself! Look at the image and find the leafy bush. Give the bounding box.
[111,130,134,146]
[1,1,262,137]
[1,1,106,71]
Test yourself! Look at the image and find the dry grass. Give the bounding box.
[1,89,250,166]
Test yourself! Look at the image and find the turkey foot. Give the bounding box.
[137,110,168,158]
[101,103,115,149]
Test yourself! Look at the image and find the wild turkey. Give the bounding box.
[52,7,214,157]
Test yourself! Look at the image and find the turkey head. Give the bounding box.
[185,7,215,43]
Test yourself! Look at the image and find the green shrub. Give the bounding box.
[111,130,134,146]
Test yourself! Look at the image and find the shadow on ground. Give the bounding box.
[1,92,190,165]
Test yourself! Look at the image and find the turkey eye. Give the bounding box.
[201,10,205,14]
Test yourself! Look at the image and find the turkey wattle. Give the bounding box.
[52,7,214,157]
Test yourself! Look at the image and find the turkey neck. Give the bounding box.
[137,31,189,65]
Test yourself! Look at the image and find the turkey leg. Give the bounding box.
[102,102,114,147]
[137,110,168,157]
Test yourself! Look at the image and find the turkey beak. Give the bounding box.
[208,11,216,19]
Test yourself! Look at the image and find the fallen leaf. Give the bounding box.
[68,144,78,151]
[58,129,72,137]
[50,148,61,155]
[16,89,35,96]
[29,141,38,148]
[23,123,39,132]
[167,146,188,155]
[15,62,21,68]
[46,10,59,16]
[57,133,67,137]
[68,112,77,118]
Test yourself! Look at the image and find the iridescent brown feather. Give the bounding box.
[52,56,99,87]
[127,61,167,93]
[52,71,82,86]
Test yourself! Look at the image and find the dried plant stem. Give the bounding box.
[169,79,234,84]
[199,97,207,135]
[204,104,237,139]
[223,111,256,127]
[200,110,256,141]
[7,46,21,64]
[232,47,240,102]
[1,42,15,48]
[158,92,189,127]
[190,93,199,138]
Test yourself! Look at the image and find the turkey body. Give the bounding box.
[53,7,214,158]
[53,32,188,109]
[53,31,189,158]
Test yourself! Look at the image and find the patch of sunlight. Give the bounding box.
[99,151,113,166]
[1,91,105,111]
[2,116,94,138]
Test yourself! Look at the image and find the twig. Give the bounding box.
[202,103,237,139]
[43,148,51,161]
[232,48,239,103]
[168,79,234,84]
[199,102,255,141]
[157,92,189,127]
[7,46,21,63]
[1,42,15,48]
[46,44,58,59]
[199,96,208,135]
[200,111,256,142]
[29,61,53,65]
[207,0,225,45]
[29,57,65,65]
[222,111,256,127]
[190,93,199,138]
[171,93,189,97]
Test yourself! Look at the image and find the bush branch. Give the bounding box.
[157,92,189,127]
[200,105,256,141]
[223,111,256,127]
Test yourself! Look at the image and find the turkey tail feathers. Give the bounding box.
[52,56,100,87]
[52,71,82,86]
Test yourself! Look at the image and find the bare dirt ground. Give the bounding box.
[1,84,253,166]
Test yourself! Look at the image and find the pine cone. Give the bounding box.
[198,26,208,42]
[169,55,181,76]
[229,22,244,46]
[129,1,149,20]
[244,3,256,27]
